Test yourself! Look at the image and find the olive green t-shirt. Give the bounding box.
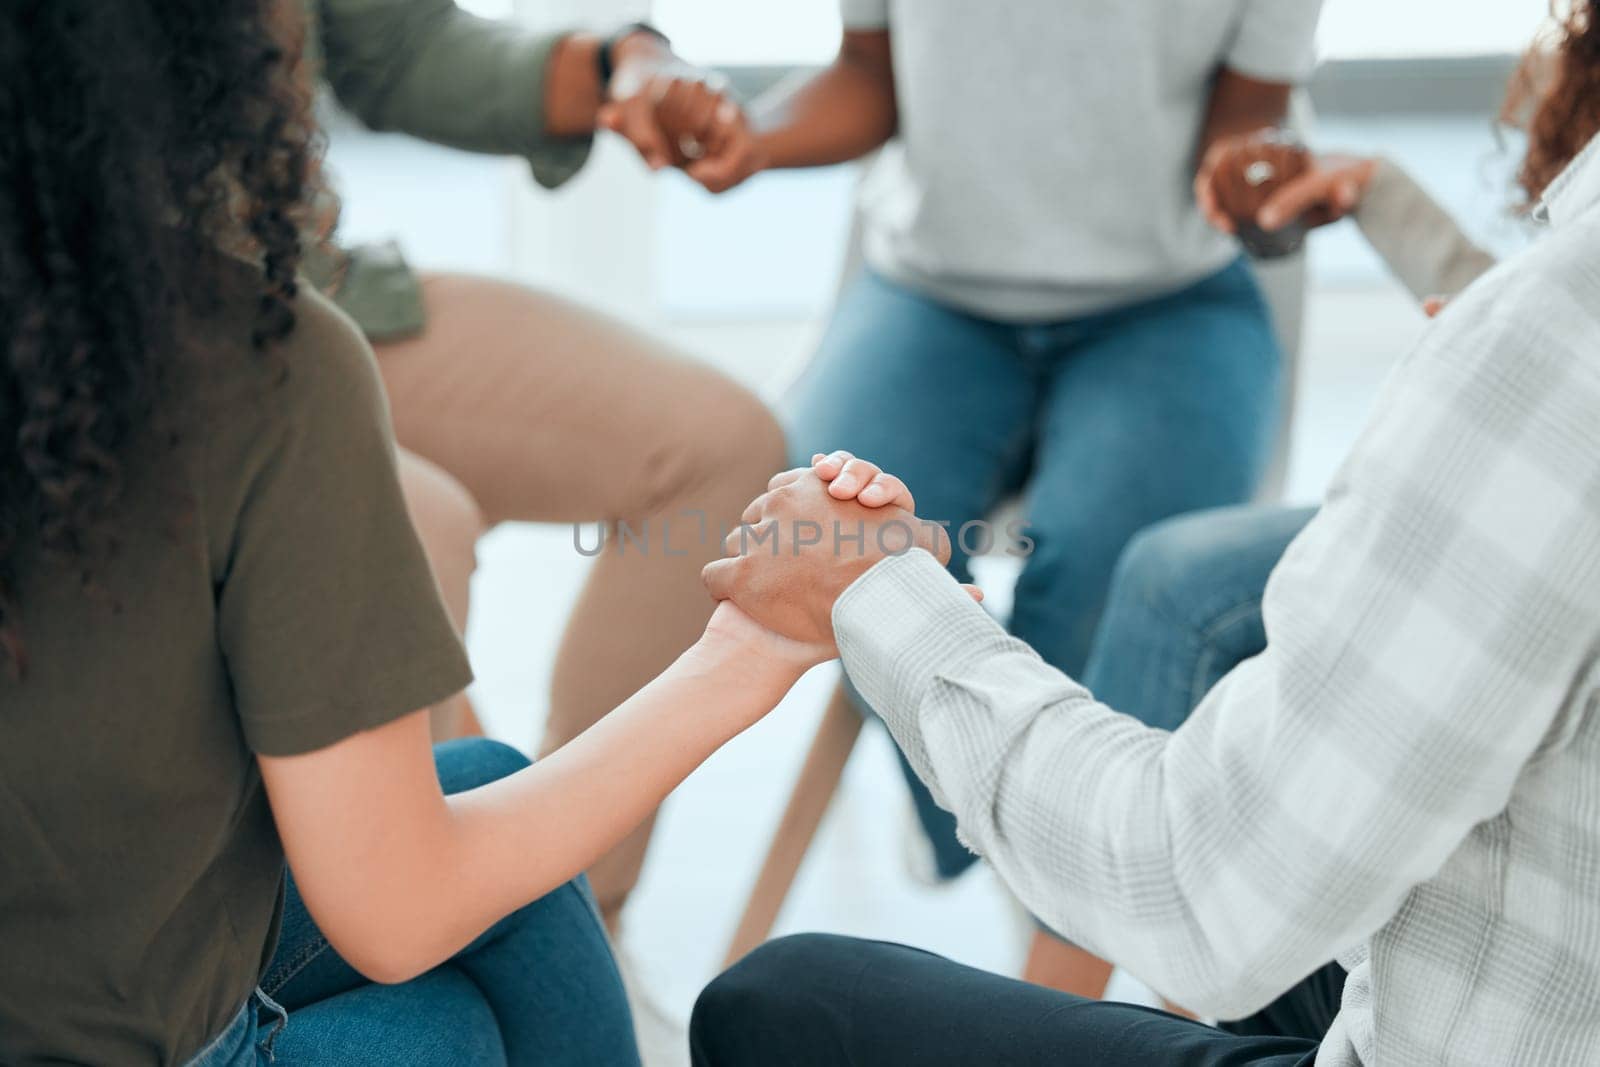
[0,265,472,1064]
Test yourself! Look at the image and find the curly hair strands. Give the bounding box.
[1513,0,1600,204]
[0,0,316,678]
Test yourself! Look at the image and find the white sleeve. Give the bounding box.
[1225,0,1325,84]
[839,0,889,31]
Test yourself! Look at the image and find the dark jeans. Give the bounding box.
[692,935,1343,1067]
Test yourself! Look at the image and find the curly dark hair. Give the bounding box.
[0,0,316,675]
[1512,0,1600,203]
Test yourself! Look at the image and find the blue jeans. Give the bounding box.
[189,739,639,1067]
[788,264,1283,877]
[1083,504,1316,730]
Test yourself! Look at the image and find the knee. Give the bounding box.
[643,379,786,516]
[432,738,531,795]
[1115,515,1222,607]
[400,459,487,584]
[1109,507,1266,624]
[692,935,853,1063]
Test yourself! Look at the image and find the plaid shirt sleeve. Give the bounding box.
[833,234,1600,1019]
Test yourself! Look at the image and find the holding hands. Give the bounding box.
[598,47,766,189]
[1196,130,1379,240]
[703,452,979,660]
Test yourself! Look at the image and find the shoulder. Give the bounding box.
[1412,213,1600,383]
[1343,213,1600,503]
[277,281,387,416]
[195,263,387,435]
[188,264,391,503]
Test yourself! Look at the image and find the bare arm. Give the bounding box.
[752,30,896,169]
[682,30,896,193]
[1196,67,1292,165]
[1191,68,1298,235]
[259,607,813,984]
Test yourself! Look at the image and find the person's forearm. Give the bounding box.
[1353,159,1497,300]
[748,31,897,170]
[1196,67,1292,169]
[431,638,797,955]
[280,636,800,983]
[545,29,672,138]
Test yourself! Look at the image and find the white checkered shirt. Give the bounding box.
[833,134,1600,1065]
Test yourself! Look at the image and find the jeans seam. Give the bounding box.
[259,932,331,999]
[570,878,630,1002]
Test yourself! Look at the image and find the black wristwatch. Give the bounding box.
[597,22,670,92]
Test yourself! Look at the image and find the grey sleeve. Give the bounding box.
[1226,0,1325,84]
[1353,159,1498,301]
[839,0,889,30]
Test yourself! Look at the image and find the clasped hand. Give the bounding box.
[599,56,766,192]
[701,453,981,671]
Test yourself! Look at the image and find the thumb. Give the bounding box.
[614,105,672,170]
[702,558,740,601]
[687,157,740,193]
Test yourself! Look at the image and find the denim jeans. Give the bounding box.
[1083,504,1316,730]
[187,739,639,1067]
[787,263,1284,876]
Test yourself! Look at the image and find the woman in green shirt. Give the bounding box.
[299,0,789,944]
[0,3,819,1064]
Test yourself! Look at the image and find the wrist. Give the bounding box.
[607,29,674,99]
[685,622,810,696]
[545,32,604,138]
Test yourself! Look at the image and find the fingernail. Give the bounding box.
[861,484,884,503]
[833,475,856,494]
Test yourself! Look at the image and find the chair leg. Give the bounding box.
[723,684,864,968]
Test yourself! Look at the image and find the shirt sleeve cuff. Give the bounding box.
[1224,1,1323,85]
[833,549,1012,762]
[515,30,595,190]
[838,0,890,30]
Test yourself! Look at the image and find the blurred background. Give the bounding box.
[323,0,1556,1018]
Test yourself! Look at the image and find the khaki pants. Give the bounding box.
[375,274,785,925]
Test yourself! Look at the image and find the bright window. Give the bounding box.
[650,0,1558,66]
[1317,0,1554,59]
[652,0,841,66]
[458,0,514,19]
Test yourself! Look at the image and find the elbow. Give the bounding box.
[299,893,446,985]
[1149,929,1305,1022]
[1174,967,1284,1023]
[322,72,397,135]
[324,925,436,986]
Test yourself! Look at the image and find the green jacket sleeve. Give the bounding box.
[316,0,591,188]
